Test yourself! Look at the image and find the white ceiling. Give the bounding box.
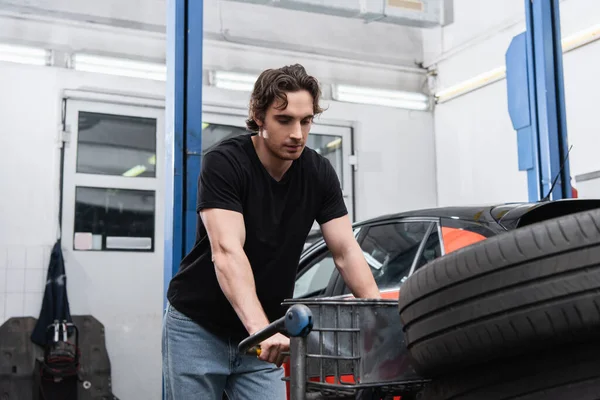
[0,0,425,68]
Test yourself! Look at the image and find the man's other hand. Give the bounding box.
[259,333,290,367]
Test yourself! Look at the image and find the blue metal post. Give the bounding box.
[165,0,204,306]
[531,0,571,199]
[506,0,572,201]
[185,0,204,253]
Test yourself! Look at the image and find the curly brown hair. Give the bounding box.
[246,64,324,132]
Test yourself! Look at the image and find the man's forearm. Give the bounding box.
[334,244,381,299]
[212,249,270,334]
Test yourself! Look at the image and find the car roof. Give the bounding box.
[303,199,600,254]
[352,198,600,228]
[352,202,527,227]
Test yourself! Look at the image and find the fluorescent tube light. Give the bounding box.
[209,71,257,92]
[73,53,166,81]
[0,43,49,66]
[332,84,430,111]
[326,138,342,149]
[434,23,600,104]
[435,66,506,103]
[123,165,147,177]
[562,23,600,52]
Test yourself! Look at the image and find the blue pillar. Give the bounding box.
[164,0,204,308]
[506,0,572,201]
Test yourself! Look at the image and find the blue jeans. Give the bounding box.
[162,303,286,400]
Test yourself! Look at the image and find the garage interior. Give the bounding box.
[2,0,600,399]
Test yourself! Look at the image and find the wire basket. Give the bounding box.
[282,298,427,398]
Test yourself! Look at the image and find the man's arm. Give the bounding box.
[320,214,381,299]
[200,208,289,366]
[200,208,269,334]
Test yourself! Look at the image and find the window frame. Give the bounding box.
[74,110,158,178]
[62,100,163,253]
[73,185,157,253]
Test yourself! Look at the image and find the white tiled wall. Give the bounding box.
[0,245,52,326]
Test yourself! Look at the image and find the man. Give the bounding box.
[162,64,381,399]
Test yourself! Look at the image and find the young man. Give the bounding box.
[162,64,381,399]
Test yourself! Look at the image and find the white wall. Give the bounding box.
[0,61,166,400]
[425,0,600,205]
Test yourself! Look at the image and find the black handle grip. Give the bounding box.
[238,316,285,355]
[237,304,313,355]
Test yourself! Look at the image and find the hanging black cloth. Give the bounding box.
[31,240,73,346]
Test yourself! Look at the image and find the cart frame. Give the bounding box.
[239,299,429,400]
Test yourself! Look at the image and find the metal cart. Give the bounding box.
[238,298,429,400]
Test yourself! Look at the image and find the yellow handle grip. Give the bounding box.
[247,345,261,356]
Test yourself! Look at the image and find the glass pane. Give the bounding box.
[74,186,155,251]
[307,134,343,189]
[77,111,157,177]
[440,218,495,254]
[293,251,335,298]
[414,229,442,271]
[201,123,344,188]
[201,123,248,155]
[359,222,431,291]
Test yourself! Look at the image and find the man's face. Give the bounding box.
[257,90,314,161]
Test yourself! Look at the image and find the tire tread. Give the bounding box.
[398,208,600,375]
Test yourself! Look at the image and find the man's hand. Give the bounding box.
[321,215,381,299]
[258,333,290,367]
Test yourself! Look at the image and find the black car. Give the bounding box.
[292,198,600,300]
[240,199,600,399]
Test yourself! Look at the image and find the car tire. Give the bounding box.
[398,207,600,376]
[416,341,600,400]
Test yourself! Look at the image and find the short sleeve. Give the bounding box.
[196,150,244,214]
[316,158,348,225]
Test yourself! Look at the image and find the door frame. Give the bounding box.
[61,98,165,253]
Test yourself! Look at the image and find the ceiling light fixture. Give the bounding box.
[434,23,600,104]
[435,66,506,104]
[0,43,49,66]
[209,71,258,92]
[331,84,430,111]
[122,165,147,177]
[562,23,600,52]
[72,53,166,81]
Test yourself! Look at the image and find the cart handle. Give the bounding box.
[238,304,313,355]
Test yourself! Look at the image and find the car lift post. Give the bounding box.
[165,0,204,307]
[506,0,572,201]
[164,0,203,395]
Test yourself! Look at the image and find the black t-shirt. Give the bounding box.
[166,134,348,340]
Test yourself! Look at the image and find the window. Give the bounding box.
[413,229,442,272]
[77,112,157,177]
[293,251,335,298]
[357,221,435,291]
[201,123,248,155]
[73,187,155,251]
[307,134,343,189]
[440,218,495,254]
